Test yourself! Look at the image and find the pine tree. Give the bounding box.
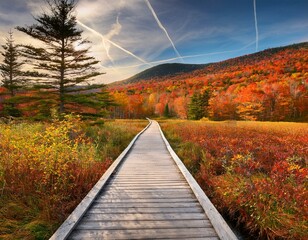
[0,31,25,116]
[17,0,104,114]
[188,90,210,120]
[163,103,170,118]
[0,31,24,97]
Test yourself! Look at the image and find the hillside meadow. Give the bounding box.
[160,120,308,239]
[0,117,147,239]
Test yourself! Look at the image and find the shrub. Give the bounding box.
[161,120,308,239]
[0,117,147,239]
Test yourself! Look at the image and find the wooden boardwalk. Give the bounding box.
[50,120,237,240]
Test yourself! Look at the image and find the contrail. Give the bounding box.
[253,0,259,52]
[77,20,151,66]
[145,0,183,62]
[109,41,256,70]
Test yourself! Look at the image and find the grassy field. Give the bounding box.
[0,117,147,240]
[160,120,307,240]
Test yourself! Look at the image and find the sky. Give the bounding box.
[0,0,308,83]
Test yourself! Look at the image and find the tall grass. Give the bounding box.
[160,120,307,240]
[0,117,147,239]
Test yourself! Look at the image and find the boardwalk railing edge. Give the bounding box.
[49,119,152,240]
[156,120,238,240]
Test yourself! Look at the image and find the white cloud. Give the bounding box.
[104,15,122,64]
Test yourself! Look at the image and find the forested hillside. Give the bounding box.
[120,63,208,84]
[108,42,308,121]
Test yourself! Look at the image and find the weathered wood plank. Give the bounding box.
[111,182,188,185]
[110,183,189,187]
[114,177,182,179]
[114,176,182,179]
[98,193,194,200]
[111,179,183,182]
[105,186,191,190]
[116,173,182,176]
[75,219,213,230]
[82,213,208,221]
[101,188,192,193]
[162,238,220,240]
[110,180,184,183]
[91,202,200,208]
[102,188,193,194]
[94,198,197,203]
[87,207,203,214]
[114,175,182,177]
[68,228,218,239]
[97,195,194,200]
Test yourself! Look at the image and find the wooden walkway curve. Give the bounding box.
[50,120,237,240]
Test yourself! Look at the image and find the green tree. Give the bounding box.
[163,103,170,118]
[0,31,25,116]
[188,90,210,120]
[0,31,24,97]
[17,0,104,114]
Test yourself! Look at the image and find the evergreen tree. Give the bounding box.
[163,103,170,118]
[17,0,104,114]
[188,90,210,120]
[0,31,25,116]
[0,31,24,97]
[188,93,201,120]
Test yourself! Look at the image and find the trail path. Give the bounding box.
[51,120,237,240]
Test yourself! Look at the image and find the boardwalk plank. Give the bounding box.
[110,183,188,186]
[91,202,200,208]
[102,189,193,194]
[75,219,213,230]
[83,213,208,221]
[105,186,191,190]
[95,198,197,203]
[98,193,194,199]
[88,207,203,214]
[110,180,184,183]
[69,228,218,239]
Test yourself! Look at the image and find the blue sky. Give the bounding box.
[0,0,307,83]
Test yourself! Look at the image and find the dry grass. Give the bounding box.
[160,120,308,239]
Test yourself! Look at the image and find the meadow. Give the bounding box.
[160,120,307,239]
[0,117,147,239]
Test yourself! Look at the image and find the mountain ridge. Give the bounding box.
[118,63,209,84]
[112,42,308,85]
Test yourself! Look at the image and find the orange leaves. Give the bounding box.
[173,97,188,119]
[0,87,6,93]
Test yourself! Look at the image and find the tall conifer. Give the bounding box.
[17,0,105,114]
[0,31,26,116]
[0,31,24,97]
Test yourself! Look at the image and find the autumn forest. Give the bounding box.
[109,43,308,122]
